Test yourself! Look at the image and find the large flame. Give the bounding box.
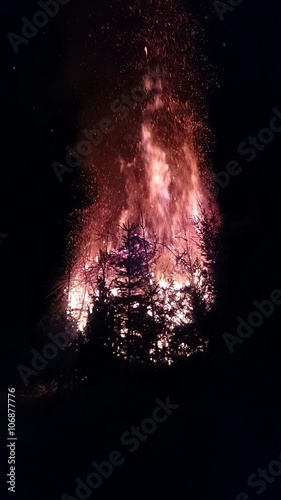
[63,1,220,343]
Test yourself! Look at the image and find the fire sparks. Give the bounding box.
[60,1,220,361]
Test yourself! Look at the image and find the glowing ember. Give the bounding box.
[60,1,220,362]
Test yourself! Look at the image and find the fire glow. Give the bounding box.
[61,1,220,363]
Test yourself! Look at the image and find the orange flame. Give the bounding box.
[64,1,220,332]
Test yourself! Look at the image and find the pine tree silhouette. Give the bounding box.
[110,222,157,366]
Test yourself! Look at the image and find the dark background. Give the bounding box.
[0,1,281,499]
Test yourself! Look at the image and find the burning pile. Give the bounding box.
[60,0,220,364]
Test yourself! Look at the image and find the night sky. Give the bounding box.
[1,0,281,497]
